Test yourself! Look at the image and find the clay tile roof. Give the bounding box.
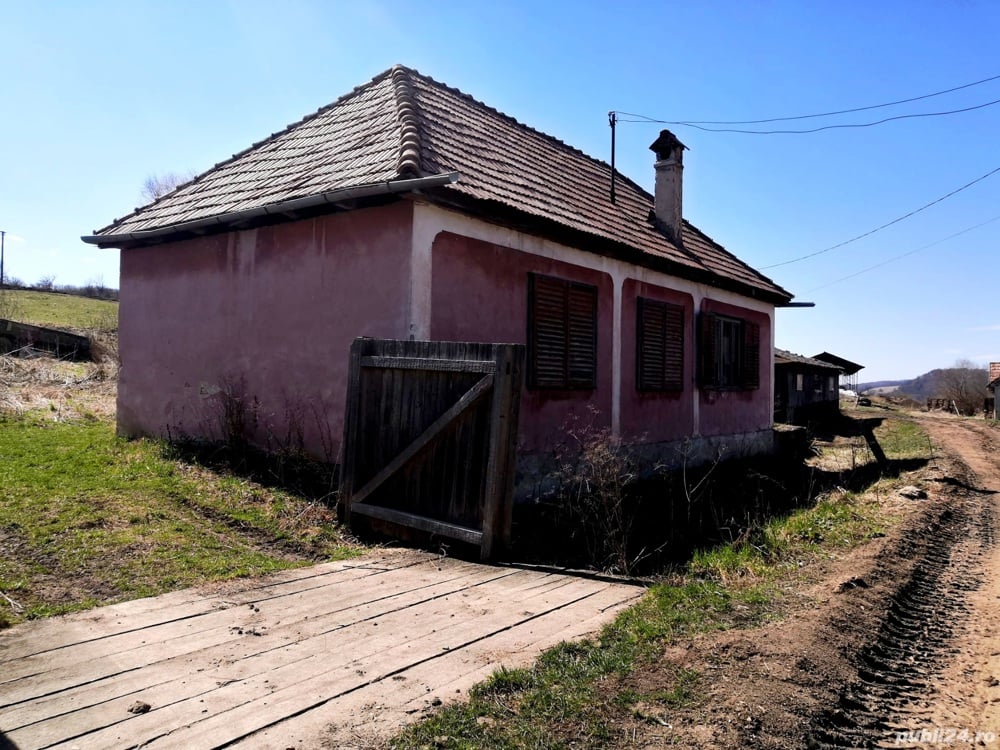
[92,65,792,303]
[775,349,843,370]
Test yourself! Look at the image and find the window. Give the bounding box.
[698,313,760,389]
[528,273,597,389]
[636,297,684,391]
[796,373,804,392]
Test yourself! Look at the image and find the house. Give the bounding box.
[812,351,864,393]
[83,65,794,473]
[773,349,843,425]
[987,362,1000,419]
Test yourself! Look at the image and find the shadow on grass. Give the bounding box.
[160,439,339,504]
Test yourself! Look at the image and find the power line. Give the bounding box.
[615,97,1000,134]
[803,213,1000,293]
[760,164,1000,270]
[626,72,1000,126]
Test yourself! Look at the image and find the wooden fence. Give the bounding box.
[339,338,524,560]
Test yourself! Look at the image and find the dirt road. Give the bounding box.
[885,413,1000,749]
[624,412,1000,749]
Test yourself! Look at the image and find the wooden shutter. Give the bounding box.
[567,282,597,388]
[698,312,718,387]
[741,320,761,389]
[638,298,684,391]
[528,273,597,390]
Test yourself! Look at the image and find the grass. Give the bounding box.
[874,415,932,459]
[0,289,117,330]
[389,414,931,749]
[0,413,359,627]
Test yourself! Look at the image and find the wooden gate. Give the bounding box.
[340,338,524,560]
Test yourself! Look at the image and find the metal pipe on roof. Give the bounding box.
[81,172,461,247]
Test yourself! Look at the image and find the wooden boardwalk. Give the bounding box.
[0,550,643,749]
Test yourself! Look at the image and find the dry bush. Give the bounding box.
[547,417,648,575]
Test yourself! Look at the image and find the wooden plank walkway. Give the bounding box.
[0,549,644,749]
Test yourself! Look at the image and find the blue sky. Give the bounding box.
[3,1,998,381]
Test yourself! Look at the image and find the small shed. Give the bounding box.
[774,349,843,425]
[812,352,864,392]
[987,362,1000,419]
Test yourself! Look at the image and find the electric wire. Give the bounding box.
[617,72,1000,126]
[615,97,1000,134]
[760,164,1000,269]
[804,213,1000,293]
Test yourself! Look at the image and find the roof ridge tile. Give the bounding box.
[390,65,423,177]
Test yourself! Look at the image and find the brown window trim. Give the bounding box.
[527,272,597,390]
[636,297,684,391]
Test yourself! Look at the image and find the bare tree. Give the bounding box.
[934,359,988,416]
[140,171,196,204]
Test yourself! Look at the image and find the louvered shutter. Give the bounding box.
[638,298,684,391]
[567,282,597,388]
[698,313,718,387]
[742,320,761,389]
[637,298,664,390]
[662,303,684,390]
[528,274,597,390]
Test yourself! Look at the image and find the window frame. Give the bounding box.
[698,312,761,390]
[527,272,598,390]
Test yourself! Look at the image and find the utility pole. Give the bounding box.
[1,230,5,289]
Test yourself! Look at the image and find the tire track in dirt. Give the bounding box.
[808,415,1000,749]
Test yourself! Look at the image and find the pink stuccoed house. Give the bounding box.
[85,65,795,475]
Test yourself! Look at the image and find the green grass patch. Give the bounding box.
[875,417,933,460]
[0,413,359,626]
[0,289,117,330]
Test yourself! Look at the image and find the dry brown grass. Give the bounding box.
[0,345,117,419]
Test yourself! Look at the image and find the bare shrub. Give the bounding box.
[549,416,647,574]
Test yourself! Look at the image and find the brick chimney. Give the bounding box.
[649,129,687,245]
[990,362,1000,383]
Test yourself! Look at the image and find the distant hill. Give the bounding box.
[861,366,989,408]
[857,380,905,393]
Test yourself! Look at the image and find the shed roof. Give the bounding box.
[774,349,843,371]
[812,352,864,375]
[87,65,792,304]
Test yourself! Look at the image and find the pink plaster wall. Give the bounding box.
[429,232,614,452]
[117,202,415,460]
[619,279,696,443]
[697,298,773,436]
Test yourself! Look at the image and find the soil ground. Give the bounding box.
[615,410,1000,749]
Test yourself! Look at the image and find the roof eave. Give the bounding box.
[82,172,460,249]
[419,188,794,307]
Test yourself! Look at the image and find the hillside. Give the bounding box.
[0,289,117,331]
[861,366,989,416]
[857,379,905,393]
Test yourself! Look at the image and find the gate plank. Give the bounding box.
[350,504,483,545]
[350,373,494,509]
[361,356,496,374]
[340,339,524,559]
